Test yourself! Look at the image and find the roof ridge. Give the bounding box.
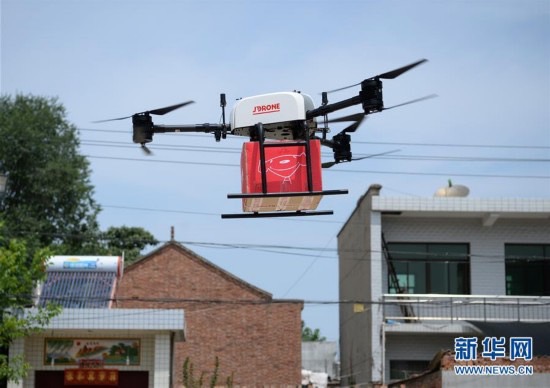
[125,241,273,300]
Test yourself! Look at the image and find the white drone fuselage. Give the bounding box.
[230,92,318,140]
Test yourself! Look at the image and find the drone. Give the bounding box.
[96,59,433,218]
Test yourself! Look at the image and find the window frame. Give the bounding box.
[505,243,550,296]
[387,242,470,295]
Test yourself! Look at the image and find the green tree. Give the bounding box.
[0,95,159,383]
[100,226,158,265]
[0,94,100,254]
[301,320,326,342]
[0,234,60,383]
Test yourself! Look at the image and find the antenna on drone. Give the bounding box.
[321,91,329,141]
[220,93,227,140]
[213,93,228,142]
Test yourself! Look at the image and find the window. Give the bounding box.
[387,243,470,294]
[505,244,550,296]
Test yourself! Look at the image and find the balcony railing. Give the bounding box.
[383,294,550,323]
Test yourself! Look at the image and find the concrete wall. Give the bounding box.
[382,217,550,295]
[339,185,383,386]
[302,341,338,378]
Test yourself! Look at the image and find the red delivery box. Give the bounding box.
[240,140,323,212]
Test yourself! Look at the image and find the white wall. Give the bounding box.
[20,332,156,388]
[382,217,550,295]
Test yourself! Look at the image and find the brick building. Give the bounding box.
[115,241,303,386]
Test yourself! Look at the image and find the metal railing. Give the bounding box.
[383,294,550,323]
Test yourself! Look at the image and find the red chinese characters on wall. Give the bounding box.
[64,368,119,386]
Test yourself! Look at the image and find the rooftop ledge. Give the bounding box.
[372,197,550,223]
[25,308,185,332]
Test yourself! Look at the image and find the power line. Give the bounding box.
[102,204,342,224]
[85,154,549,179]
[104,204,220,217]
[78,127,550,150]
[324,168,549,180]
[377,155,549,163]
[354,140,550,150]
[7,225,544,261]
[80,140,550,163]
[81,139,241,153]
[86,154,237,167]
[282,236,336,297]
[28,294,550,307]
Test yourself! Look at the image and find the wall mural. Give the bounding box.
[44,338,140,366]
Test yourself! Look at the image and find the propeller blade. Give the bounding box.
[319,138,334,149]
[323,83,361,94]
[141,144,153,155]
[324,112,366,124]
[92,115,133,123]
[92,100,195,123]
[383,94,438,111]
[322,161,337,169]
[322,149,401,168]
[378,59,428,79]
[323,59,428,94]
[321,113,366,133]
[353,149,401,160]
[148,101,194,116]
[342,115,366,133]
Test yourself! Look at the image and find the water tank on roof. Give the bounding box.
[434,180,470,197]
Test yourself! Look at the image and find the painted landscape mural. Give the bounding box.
[44,338,140,365]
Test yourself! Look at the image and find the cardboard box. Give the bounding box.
[241,140,323,212]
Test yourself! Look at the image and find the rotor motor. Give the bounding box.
[360,78,384,114]
[132,114,154,144]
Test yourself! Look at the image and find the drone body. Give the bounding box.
[96,59,433,218]
[231,92,317,140]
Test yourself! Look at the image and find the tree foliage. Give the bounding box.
[0,94,100,253]
[0,232,61,383]
[0,95,159,383]
[100,226,158,265]
[301,320,326,342]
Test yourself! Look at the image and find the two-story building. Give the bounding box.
[338,184,550,386]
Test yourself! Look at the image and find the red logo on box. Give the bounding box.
[240,140,323,212]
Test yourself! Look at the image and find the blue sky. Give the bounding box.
[2,0,549,342]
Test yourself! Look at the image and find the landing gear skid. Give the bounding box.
[221,210,335,219]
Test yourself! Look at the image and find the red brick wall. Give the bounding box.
[115,243,303,386]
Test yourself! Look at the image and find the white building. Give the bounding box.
[7,256,185,388]
[338,184,550,386]
[9,309,185,388]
